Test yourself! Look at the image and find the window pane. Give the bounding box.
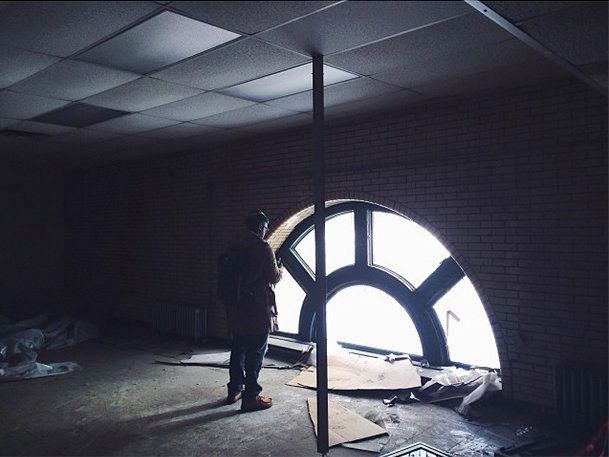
[274,268,306,334]
[293,211,355,275]
[372,211,449,287]
[326,285,422,355]
[433,278,500,368]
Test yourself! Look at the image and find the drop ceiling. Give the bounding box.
[0,0,606,166]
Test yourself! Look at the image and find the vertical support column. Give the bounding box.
[312,54,329,456]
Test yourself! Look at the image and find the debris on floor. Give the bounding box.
[287,350,421,390]
[154,345,311,370]
[456,371,502,416]
[0,361,82,381]
[307,397,388,447]
[383,392,417,407]
[0,314,97,381]
[179,351,231,366]
[411,366,502,416]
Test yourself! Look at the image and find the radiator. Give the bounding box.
[555,363,608,427]
[152,303,206,342]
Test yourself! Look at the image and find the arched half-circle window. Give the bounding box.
[274,202,500,369]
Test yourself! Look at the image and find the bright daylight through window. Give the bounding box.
[274,202,500,369]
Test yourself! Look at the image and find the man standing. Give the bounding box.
[224,210,282,412]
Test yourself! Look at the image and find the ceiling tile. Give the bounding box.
[87,113,180,134]
[9,60,140,101]
[84,77,203,112]
[257,1,470,55]
[32,103,130,127]
[138,123,223,140]
[0,1,159,57]
[0,45,60,89]
[47,129,125,144]
[10,121,76,136]
[483,1,580,23]
[0,118,19,130]
[0,91,70,119]
[218,63,358,102]
[326,13,513,76]
[371,39,553,89]
[267,78,402,112]
[152,38,308,90]
[193,104,298,128]
[77,11,240,74]
[520,2,608,66]
[142,92,255,121]
[171,1,336,34]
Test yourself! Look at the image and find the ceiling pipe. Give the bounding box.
[464,0,607,96]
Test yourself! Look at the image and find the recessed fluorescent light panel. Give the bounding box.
[32,103,129,127]
[77,11,240,74]
[218,63,359,102]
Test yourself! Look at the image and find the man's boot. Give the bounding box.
[241,395,272,412]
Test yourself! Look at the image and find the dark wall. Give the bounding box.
[65,78,608,409]
[1,166,64,319]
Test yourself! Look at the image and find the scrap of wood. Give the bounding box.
[288,352,421,390]
[183,352,231,365]
[307,398,388,447]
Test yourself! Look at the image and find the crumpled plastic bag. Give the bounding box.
[42,317,98,351]
[0,329,45,366]
[0,314,96,381]
[420,368,482,389]
[0,361,81,381]
[456,372,502,416]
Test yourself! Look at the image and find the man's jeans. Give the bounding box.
[227,332,269,399]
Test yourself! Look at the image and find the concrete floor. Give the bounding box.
[0,326,589,457]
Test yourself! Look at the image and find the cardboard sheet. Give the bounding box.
[288,353,421,391]
[307,398,388,447]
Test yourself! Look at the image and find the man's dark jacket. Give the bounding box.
[226,231,282,335]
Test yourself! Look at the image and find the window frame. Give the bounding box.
[275,202,473,366]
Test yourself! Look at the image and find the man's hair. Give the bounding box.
[245,210,269,234]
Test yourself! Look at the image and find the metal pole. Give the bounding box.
[312,54,329,456]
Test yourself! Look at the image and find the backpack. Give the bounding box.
[217,247,248,305]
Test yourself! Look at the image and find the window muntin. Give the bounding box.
[372,211,449,288]
[433,278,499,368]
[327,285,423,356]
[273,268,306,334]
[293,211,355,276]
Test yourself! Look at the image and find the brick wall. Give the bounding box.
[1,165,64,319]
[65,78,607,409]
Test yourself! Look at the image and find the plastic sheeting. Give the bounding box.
[0,314,98,382]
[456,371,502,416]
[412,367,502,414]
